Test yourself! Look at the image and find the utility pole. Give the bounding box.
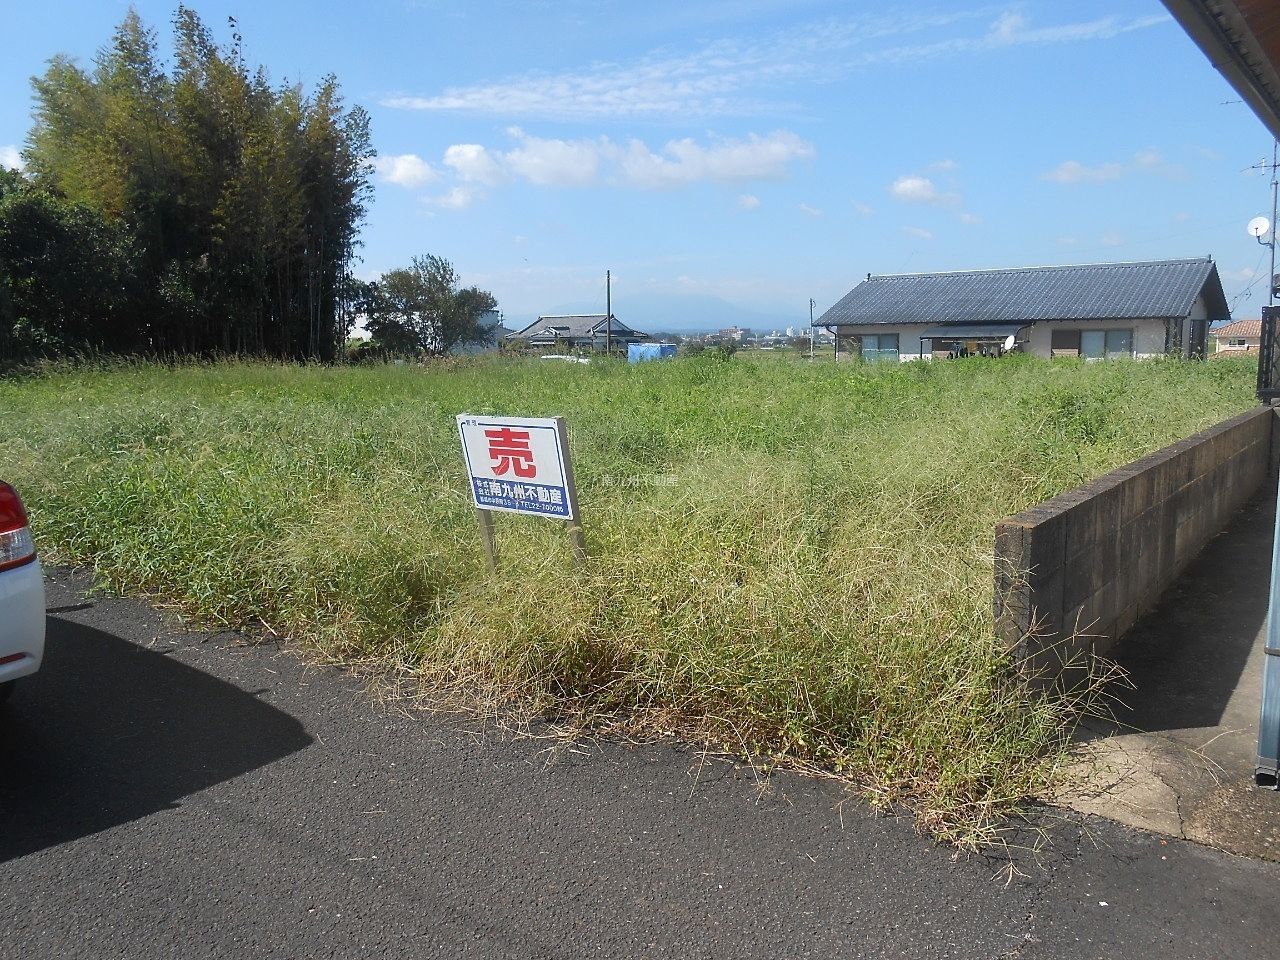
[1247,142,1280,305]
[808,298,816,360]
[606,269,612,356]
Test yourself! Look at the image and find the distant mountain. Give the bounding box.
[504,292,809,335]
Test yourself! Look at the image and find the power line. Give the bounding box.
[1228,247,1269,312]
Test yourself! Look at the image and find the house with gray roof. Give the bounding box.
[815,257,1230,362]
[505,314,650,352]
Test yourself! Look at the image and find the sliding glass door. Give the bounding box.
[1080,329,1132,360]
[860,333,900,363]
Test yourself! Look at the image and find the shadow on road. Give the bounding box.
[0,616,312,863]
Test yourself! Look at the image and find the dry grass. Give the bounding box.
[0,351,1257,841]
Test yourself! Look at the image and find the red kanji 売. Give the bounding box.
[485,427,536,478]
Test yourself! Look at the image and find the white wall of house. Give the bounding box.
[828,293,1220,362]
[832,325,925,361]
[1216,337,1260,352]
[1023,317,1173,358]
[834,313,1210,362]
[1140,317,1171,358]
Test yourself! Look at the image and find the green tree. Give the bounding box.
[0,173,137,358]
[365,255,498,357]
[17,6,373,360]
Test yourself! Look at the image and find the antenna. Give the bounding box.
[1245,140,1280,306]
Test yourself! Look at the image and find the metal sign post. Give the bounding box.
[457,414,586,571]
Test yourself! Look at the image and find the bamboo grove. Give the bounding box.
[0,7,374,361]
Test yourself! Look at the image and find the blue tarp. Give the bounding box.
[628,343,677,363]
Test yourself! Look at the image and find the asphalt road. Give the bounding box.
[1,567,1276,959]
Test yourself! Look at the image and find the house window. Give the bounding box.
[1105,329,1133,358]
[860,333,899,363]
[1080,331,1105,359]
[1080,329,1132,360]
[1051,329,1081,357]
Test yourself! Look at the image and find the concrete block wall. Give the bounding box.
[995,406,1276,681]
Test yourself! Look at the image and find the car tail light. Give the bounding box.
[0,482,37,572]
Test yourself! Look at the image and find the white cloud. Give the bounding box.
[373,153,438,188]
[889,174,960,206]
[989,10,1028,42]
[0,145,23,171]
[442,144,506,185]
[1042,151,1178,184]
[903,226,934,241]
[503,128,606,186]
[958,211,982,225]
[438,128,812,193]
[985,10,1168,47]
[798,203,822,217]
[929,158,959,171]
[738,194,761,210]
[1101,231,1123,247]
[383,11,1167,121]
[1042,159,1124,184]
[618,131,813,188]
[422,186,479,209]
[851,200,874,217]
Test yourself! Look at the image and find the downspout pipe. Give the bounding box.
[1259,458,1280,787]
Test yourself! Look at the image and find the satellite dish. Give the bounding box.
[1248,216,1271,238]
[1003,334,1016,351]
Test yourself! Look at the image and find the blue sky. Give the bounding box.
[3,1,1277,330]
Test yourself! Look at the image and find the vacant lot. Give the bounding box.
[0,354,1256,836]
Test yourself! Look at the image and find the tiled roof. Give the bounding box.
[506,314,645,339]
[1213,318,1261,339]
[817,258,1229,328]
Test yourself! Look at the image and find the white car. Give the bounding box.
[0,481,44,703]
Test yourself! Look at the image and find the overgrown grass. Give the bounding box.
[0,353,1257,839]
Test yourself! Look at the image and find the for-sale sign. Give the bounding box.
[457,415,578,520]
